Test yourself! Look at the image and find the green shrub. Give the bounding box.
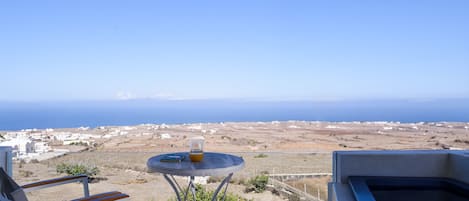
[56,163,99,178]
[254,153,268,158]
[169,184,249,201]
[233,177,247,185]
[207,176,223,183]
[69,141,89,146]
[245,174,269,193]
[19,170,33,177]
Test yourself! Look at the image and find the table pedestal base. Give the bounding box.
[163,173,234,201]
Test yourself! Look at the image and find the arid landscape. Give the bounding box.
[11,121,469,201]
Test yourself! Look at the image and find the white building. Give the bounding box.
[160,133,172,139]
[0,136,35,157]
[52,132,73,141]
[34,141,51,153]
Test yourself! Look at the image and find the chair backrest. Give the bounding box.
[0,168,27,201]
[0,147,12,177]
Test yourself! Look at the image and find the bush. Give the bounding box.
[207,176,223,183]
[19,170,33,177]
[69,141,89,146]
[245,174,269,193]
[169,184,249,201]
[233,177,247,185]
[18,159,26,168]
[254,153,268,158]
[56,163,99,178]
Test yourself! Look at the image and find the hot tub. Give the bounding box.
[349,176,469,201]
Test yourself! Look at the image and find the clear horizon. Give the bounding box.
[1,1,468,102]
[2,98,469,130]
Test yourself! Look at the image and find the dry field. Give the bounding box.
[89,121,469,152]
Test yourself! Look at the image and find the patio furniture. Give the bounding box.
[0,168,129,201]
[147,152,245,201]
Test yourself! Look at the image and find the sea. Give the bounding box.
[1,99,468,131]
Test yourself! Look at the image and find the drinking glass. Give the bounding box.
[189,136,204,162]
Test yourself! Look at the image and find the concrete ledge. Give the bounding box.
[448,152,469,184]
[334,150,454,184]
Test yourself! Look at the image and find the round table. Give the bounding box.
[147,152,245,201]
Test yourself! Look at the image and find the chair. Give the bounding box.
[0,168,129,201]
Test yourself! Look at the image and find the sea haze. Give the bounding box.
[0,99,468,130]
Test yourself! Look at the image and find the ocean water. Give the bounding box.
[1,99,468,130]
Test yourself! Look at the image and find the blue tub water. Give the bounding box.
[349,176,469,201]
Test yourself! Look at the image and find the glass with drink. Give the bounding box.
[189,136,204,162]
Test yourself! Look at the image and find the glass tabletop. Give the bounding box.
[147,152,245,176]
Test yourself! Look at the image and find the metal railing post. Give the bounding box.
[82,177,90,197]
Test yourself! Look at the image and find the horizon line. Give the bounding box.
[1,97,469,104]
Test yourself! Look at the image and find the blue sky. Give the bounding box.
[1,0,468,102]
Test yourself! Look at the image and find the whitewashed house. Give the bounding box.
[52,132,73,141]
[0,136,35,157]
[34,141,50,153]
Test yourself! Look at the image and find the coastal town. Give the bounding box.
[0,123,182,162]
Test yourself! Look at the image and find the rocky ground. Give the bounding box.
[12,121,469,201]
